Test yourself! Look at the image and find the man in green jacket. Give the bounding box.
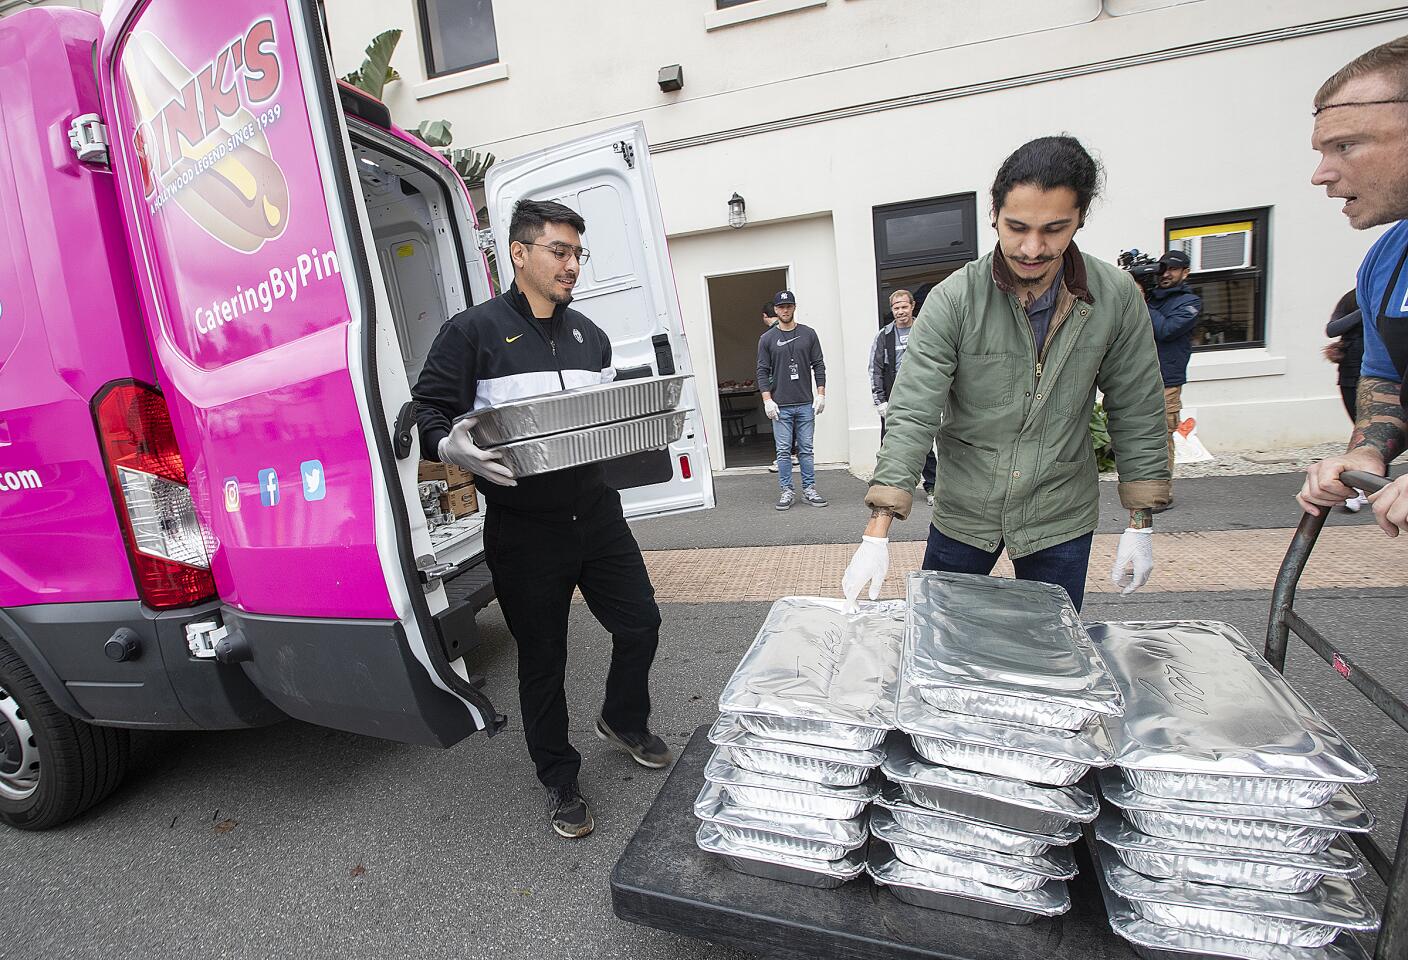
[842,136,1170,611]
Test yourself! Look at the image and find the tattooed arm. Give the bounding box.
[1297,376,1404,518]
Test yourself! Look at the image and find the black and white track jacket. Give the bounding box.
[413,284,613,515]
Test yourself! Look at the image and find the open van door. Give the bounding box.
[485,124,715,519]
[95,0,502,745]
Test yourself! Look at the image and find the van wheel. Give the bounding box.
[0,642,130,830]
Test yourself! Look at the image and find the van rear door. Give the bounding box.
[485,123,714,519]
[96,0,501,745]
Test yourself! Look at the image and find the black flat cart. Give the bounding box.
[611,471,1403,958]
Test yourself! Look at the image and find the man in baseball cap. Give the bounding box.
[1147,249,1203,508]
[756,289,828,508]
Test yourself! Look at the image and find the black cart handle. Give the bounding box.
[1342,470,1391,494]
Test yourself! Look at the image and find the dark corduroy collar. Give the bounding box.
[991,240,1095,304]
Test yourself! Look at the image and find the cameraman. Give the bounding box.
[1144,250,1202,509]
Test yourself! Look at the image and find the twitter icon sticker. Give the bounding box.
[300,460,326,502]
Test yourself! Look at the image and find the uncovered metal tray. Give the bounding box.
[867,846,1070,924]
[694,781,868,855]
[718,597,905,745]
[1099,848,1379,948]
[1094,810,1365,893]
[704,749,877,820]
[874,785,1078,858]
[1100,769,1372,854]
[870,809,1076,892]
[904,571,1123,730]
[464,374,690,446]
[696,821,865,889]
[708,714,882,787]
[882,737,1098,835]
[489,408,687,478]
[1088,621,1376,807]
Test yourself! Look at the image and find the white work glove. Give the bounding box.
[1110,527,1153,595]
[876,402,888,419]
[841,536,889,613]
[599,365,616,384]
[813,394,826,415]
[763,398,779,420]
[438,419,517,487]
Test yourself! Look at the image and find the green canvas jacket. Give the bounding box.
[867,242,1171,558]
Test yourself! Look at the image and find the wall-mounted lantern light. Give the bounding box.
[727,193,746,229]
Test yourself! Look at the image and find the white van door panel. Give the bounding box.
[485,123,714,519]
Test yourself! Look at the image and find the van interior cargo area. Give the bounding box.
[351,132,486,567]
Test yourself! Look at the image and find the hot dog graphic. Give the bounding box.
[122,26,289,253]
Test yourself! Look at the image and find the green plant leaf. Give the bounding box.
[447,147,496,186]
[351,28,402,100]
[413,119,455,148]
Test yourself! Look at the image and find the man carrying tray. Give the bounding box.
[414,199,671,840]
[841,136,1170,611]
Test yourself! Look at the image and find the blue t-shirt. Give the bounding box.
[1358,219,1408,381]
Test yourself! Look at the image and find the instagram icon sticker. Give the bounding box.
[223,477,240,513]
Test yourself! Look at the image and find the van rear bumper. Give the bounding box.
[222,607,491,748]
[0,600,285,730]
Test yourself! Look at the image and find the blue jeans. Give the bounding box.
[921,526,1094,610]
[773,403,815,491]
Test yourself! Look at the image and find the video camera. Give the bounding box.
[1117,249,1166,294]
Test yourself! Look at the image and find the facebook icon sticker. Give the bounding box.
[258,468,280,507]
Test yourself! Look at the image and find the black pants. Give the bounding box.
[1341,379,1359,421]
[483,487,662,788]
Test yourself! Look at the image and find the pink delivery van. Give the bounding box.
[0,2,713,829]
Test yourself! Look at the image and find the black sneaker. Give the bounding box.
[545,781,594,839]
[802,487,828,507]
[595,716,674,769]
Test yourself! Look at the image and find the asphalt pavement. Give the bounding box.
[3,470,1405,960]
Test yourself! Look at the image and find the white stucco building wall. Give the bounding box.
[326,0,1408,473]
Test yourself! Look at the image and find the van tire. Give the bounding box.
[0,642,130,830]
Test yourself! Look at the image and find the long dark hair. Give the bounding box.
[990,136,1104,225]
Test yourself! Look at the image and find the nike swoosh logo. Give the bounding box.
[505,334,523,343]
[777,337,797,345]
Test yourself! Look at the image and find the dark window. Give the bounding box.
[873,193,978,324]
[419,0,499,78]
[1164,207,1270,352]
[716,0,762,7]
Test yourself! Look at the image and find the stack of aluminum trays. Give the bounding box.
[869,572,1120,923]
[1088,621,1380,958]
[696,596,904,888]
[459,374,691,477]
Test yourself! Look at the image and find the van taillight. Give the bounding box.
[93,382,215,610]
[678,455,692,480]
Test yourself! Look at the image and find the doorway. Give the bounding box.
[706,267,789,468]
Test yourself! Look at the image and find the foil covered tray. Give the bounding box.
[704,749,877,820]
[868,846,1070,924]
[874,785,1077,858]
[464,374,690,446]
[870,810,1076,892]
[488,409,687,478]
[1100,849,1379,948]
[696,822,865,889]
[1100,769,1372,854]
[694,782,867,861]
[718,597,905,747]
[1094,810,1365,893]
[708,714,882,787]
[1102,885,1373,960]
[1089,621,1376,806]
[904,571,1123,730]
[896,689,1113,786]
[882,737,1097,835]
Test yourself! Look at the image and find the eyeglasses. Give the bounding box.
[523,242,591,265]
[1313,98,1408,116]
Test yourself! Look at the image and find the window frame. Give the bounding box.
[1163,206,1271,354]
[417,0,501,80]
